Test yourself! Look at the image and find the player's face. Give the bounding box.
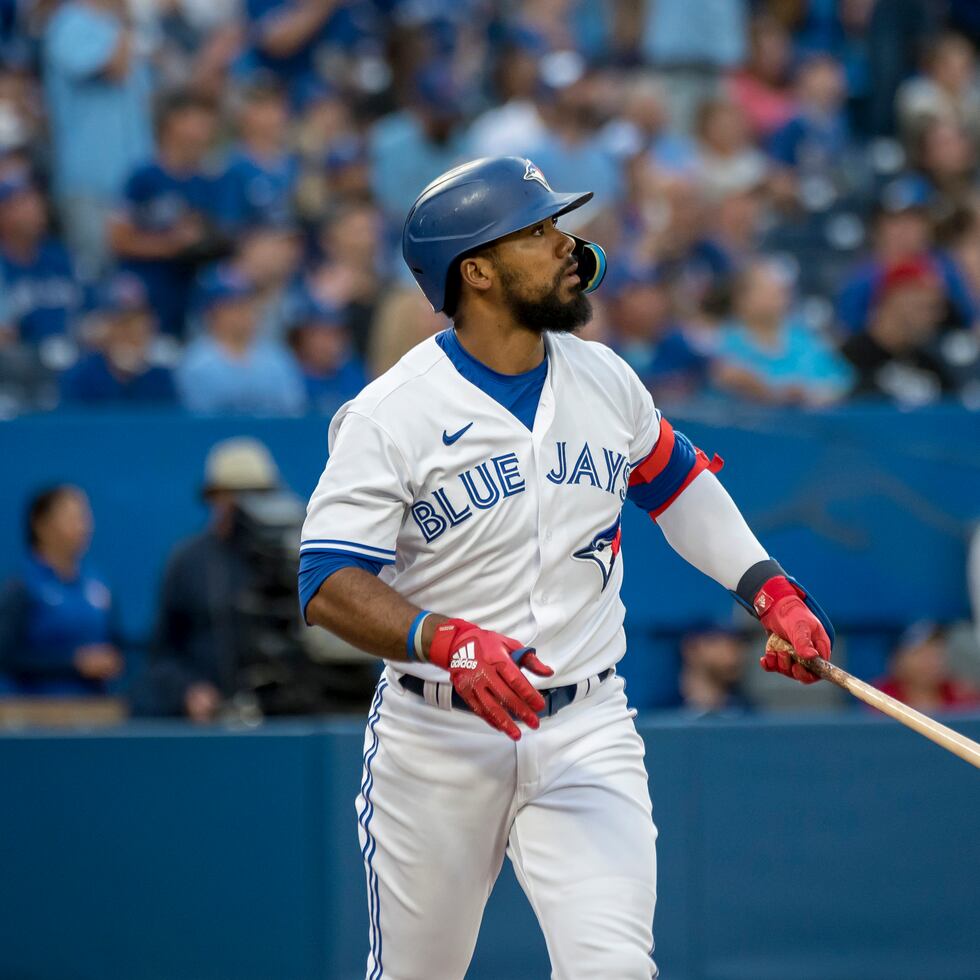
[491,216,593,335]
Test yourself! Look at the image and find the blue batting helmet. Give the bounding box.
[402,156,607,313]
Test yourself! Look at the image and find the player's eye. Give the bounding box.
[532,223,545,236]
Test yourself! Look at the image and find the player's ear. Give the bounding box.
[458,253,495,296]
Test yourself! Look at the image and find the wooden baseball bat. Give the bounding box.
[767,636,980,770]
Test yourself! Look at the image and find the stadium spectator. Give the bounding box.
[840,257,959,405]
[222,222,304,340]
[141,438,279,720]
[866,0,943,138]
[42,0,154,276]
[321,136,371,201]
[367,285,446,377]
[914,118,978,206]
[294,77,352,165]
[677,625,752,715]
[0,485,122,695]
[640,177,732,320]
[693,99,768,203]
[715,258,853,406]
[875,621,979,712]
[606,263,711,406]
[109,90,230,337]
[598,75,697,175]
[369,60,471,227]
[245,0,350,93]
[725,13,796,140]
[305,199,388,357]
[293,79,359,222]
[0,61,44,167]
[527,67,621,233]
[896,33,980,150]
[767,54,850,200]
[0,168,81,345]
[640,0,748,130]
[136,0,244,98]
[175,265,306,414]
[59,273,176,405]
[218,74,298,230]
[286,293,366,414]
[704,170,768,269]
[467,28,549,160]
[836,177,976,334]
[936,205,980,310]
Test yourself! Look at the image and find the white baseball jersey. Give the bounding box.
[302,330,661,686]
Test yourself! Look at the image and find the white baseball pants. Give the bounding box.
[355,668,658,980]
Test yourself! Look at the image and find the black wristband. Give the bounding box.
[734,558,786,611]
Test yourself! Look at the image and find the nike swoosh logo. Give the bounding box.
[442,422,474,445]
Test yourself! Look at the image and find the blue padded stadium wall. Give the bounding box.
[0,405,977,701]
[1,715,979,980]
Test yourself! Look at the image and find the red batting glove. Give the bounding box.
[428,619,554,740]
[754,577,832,684]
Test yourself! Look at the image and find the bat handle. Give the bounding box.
[790,651,847,686]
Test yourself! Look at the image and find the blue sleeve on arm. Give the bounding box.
[626,430,698,513]
[299,549,385,624]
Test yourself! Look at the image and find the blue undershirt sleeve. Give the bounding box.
[299,549,386,625]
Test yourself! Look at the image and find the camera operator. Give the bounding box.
[139,436,376,721]
[139,437,278,721]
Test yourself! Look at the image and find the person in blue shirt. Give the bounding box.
[767,53,851,179]
[245,0,374,94]
[0,485,123,695]
[606,262,712,407]
[0,168,82,344]
[285,291,367,413]
[59,272,177,406]
[108,90,231,337]
[836,177,976,334]
[715,257,853,406]
[524,71,622,231]
[643,177,734,320]
[369,60,471,228]
[176,264,307,414]
[216,74,299,232]
[42,0,153,276]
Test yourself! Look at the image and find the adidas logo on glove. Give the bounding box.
[450,641,478,670]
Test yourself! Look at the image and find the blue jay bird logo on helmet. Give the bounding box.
[572,515,622,591]
[523,160,552,190]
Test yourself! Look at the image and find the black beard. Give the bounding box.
[499,264,593,335]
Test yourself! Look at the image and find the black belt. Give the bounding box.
[398,668,613,718]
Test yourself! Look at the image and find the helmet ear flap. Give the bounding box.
[571,238,607,294]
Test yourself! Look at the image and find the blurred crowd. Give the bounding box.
[0,0,978,418]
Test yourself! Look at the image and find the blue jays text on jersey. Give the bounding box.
[410,441,632,545]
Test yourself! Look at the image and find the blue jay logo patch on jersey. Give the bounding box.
[523,161,552,190]
[572,515,622,591]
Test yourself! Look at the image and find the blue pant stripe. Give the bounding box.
[359,682,384,978]
[358,679,387,979]
[359,682,384,977]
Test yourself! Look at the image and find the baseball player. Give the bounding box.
[300,157,834,979]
